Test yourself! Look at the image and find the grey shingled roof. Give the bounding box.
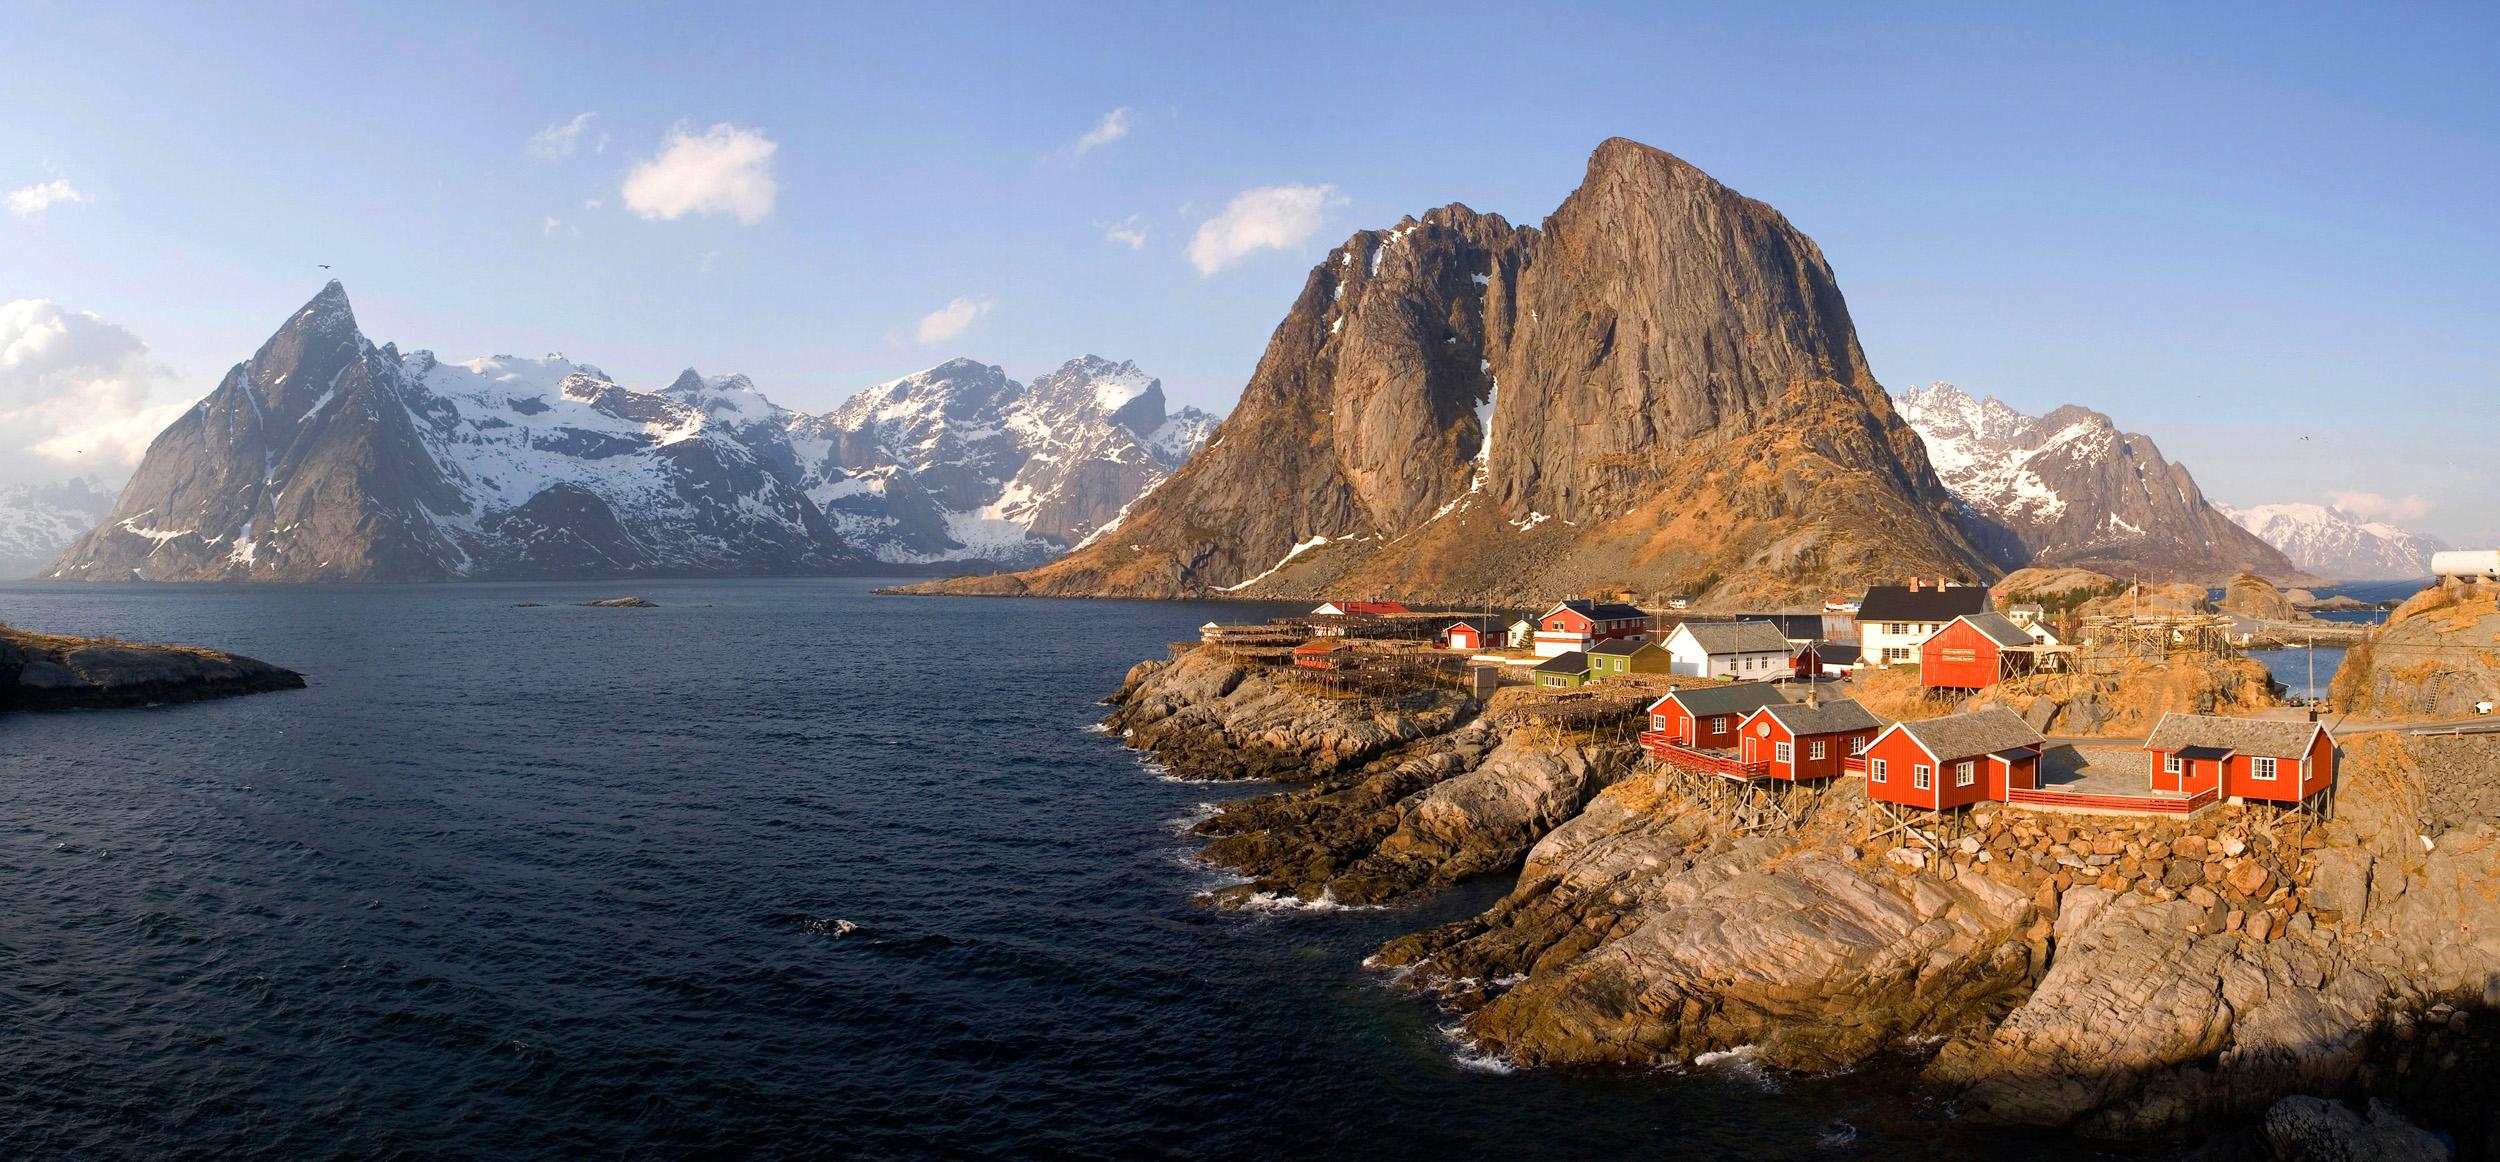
[1856,585,1990,623]
[1588,638,1652,657]
[2145,713,2323,759]
[1534,651,1590,675]
[1895,706,2045,761]
[1676,620,1794,656]
[1957,612,2037,648]
[1648,682,1795,718]
[1555,599,1650,623]
[1759,698,1884,736]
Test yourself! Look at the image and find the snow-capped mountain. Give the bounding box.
[2220,502,2447,580]
[0,477,115,578]
[45,283,1216,582]
[1895,381,2299,582]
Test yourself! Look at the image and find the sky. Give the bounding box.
[5,1,2495,543]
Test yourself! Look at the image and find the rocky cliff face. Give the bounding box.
[911,138,1989,607]
[46,284,1212,581]
[2223,501,2447,582]
[1895,382,2301,583]
[0,477,114,578]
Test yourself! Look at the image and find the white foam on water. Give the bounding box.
[1691,1044,1784,1092]
[1437,1023,1518,1074]
[1164,802,1221,834]
[1228,887,1382,913]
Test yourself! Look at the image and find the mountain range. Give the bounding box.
[42,283,1213,582]
[2220,502,2447,581]
[0,477,115,579]
[1892,382,2301,583]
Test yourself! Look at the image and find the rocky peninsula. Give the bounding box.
[1109,640,2499,1153]
[0,623,304,711]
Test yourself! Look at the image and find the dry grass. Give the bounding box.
[1,624,227,661]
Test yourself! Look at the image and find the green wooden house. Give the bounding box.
[1533,650,1592,689]
[1587,638,1673,679]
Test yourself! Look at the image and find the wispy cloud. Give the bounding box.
[7,177,90,217]
[0,298,187,483]
[542,216,562,235]
[2327,490,2434,524]
[914,297,993,344]
[1100,214,1147,249]
[1071,107,1134,156]
[529,113,597,160]
[1185,185,1334,275]
[622,123,780,225]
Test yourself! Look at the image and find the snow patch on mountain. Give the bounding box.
[0,478,115,578]
[2221,501,2447,581]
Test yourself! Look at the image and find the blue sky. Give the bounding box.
[6,1,2494,541]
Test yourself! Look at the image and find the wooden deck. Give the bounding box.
[1640,730,1770,780]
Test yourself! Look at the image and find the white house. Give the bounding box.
[1662,620,1795,679]
[1855,579,1991,667]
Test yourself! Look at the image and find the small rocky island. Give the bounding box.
[0,623,304,711]
[1110,624,2500,1154]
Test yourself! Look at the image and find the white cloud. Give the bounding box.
[7,178,90,217]
[1185,184,1335,275]
[583,198,603,210]
[2327,490,2434,524]
[914,297,993,344]
[1101,214,1147,249]
[1072,107,1134,156]
[0,299,187,484]
[530,113,597,160]
[622,123,780,225]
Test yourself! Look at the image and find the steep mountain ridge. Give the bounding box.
[2221,501,2446,581]
[0,477,115,579]
[1895,381,2301,583]
[910,138,1989,607]
[46,283,1212,581]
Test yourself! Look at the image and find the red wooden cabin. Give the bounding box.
[1919,613,2040,690]
[1730,699,1884,782]
[2144,714,2335,805]
[1861,707,2045,811]
[1533,599,1651,655]
[1643,683,1795,752]
[1443,617,1509,651]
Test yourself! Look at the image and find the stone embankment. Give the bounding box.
[0,623,304,711]
[1110,639,2500,1152]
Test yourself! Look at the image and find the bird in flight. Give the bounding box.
[318,264,331,270]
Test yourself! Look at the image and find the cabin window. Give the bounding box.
[1652,714,1665,731]
[1710,716,1728,734]
[1870,759,1888,783]
[1775,742,1793,765]
[1888,623,1908,636]
[1913,764,1932,790]
[2252,757,2278,781]
[1809,739,1826,761]
[1955,760,1976,787]
[1849,736,1869,756]
[2164,754,2183,775]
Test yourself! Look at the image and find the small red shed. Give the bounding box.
[1861,707,2045,812]
[1919,613,2040,690]
[1731,698,1885,782]
[2144,714,2334,806]
[1443,617,1510,652]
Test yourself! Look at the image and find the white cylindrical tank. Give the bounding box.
[2431,550,2500,580]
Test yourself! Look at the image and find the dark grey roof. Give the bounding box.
[1556,599,1650,622]
[1759,698,1884,736]
[1588,638,1653,657]
[1856,585,1990,623]
[1729,613,1829,641]
[1533,651,1590,675]
[2145,714,2322,758]
[1894,707,2045,761]
[2007,602,2045,614]
[2175,745,2235,761]
[1648,682,1795,718]
[1957,612,2037,648]
[1806,643,1861,665]
[1444,616,1507,633]
[1675,620,1794,656]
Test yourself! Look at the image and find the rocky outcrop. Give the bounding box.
[0,624,304,710]
[1105,648,1475,782]
[906,138,1990,607]
[2221,573,2299,621]
[2331,582,2500,716]
[1896,382,2304,583]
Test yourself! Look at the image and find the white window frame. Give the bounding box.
[1652,714,1666,731]
[1774,742,1793,764]
[2252,756,2278,781]
[1710,716,1727,734]
[1913,764,1932,791]
[2164,754,2183,775]
[1809,739,1826,761]
[1955,760,1976,787]
[1870,758,1888,784]
[1849,736,1869,756]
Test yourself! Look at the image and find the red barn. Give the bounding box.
[1861,707,2045,811]
[1443,617,1510,651]
[2144,714,2334,806]
[1730,699,1884,782]
[1643,683,1794,752]
[1919,613,2040,690]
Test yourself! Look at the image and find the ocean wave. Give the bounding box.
[1436,1023,1517,1074]
[1226,887,1382,913]
[1164,802,1221,834]
[1690,1044,1784,1092]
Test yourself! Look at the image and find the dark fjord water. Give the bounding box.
[0,580,2148,1160]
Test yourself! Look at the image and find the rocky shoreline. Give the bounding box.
[1110,641,2498,1154]
[0,624,304,711]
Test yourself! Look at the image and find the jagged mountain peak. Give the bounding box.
[2223,501,2447,581]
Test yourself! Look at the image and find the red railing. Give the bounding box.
[1640,730,1770,780]
[2005,785,2218,815]
[1841,756,1868,775]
